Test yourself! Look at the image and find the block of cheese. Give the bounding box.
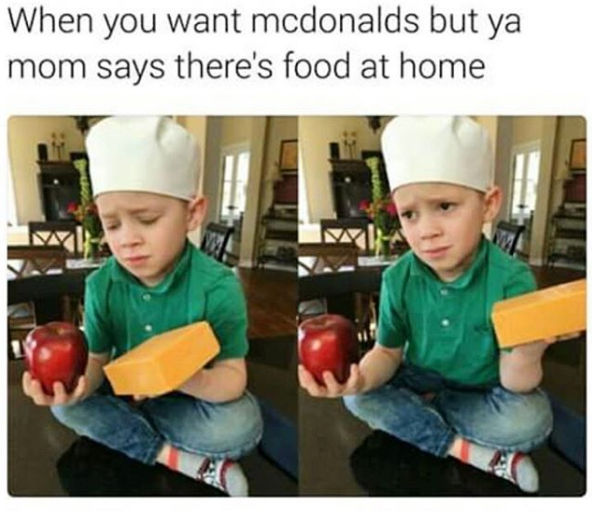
[492,279,586,348]
[103,321,220,396]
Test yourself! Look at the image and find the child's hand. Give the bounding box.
[132,394,158,401]
[298,363,365,398]
[22,371,87,407]
[543,331,581,344]
[512,332,582,360]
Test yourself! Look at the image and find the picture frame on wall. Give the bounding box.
[279,139,298,172]
[569,138,586,170]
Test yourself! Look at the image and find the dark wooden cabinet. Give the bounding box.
[37,161,80,221]
[329,158,389,218]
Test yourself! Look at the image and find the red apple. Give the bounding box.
[298,314,359,385]
[24,321,88,396]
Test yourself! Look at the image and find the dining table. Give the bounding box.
[298,253,397,277]
[7,257,106,324]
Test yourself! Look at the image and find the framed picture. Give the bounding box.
[569,139,586,170]
[279,139,298,172]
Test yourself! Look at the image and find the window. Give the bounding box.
[510,142,541,225]
[218,144,250,224]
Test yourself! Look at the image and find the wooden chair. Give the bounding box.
[28,221,81,258]
[298,242,359,321]
[8,271,86,360]
[200,222,234,263]
[493,221,525,256]
[298,242,359,275]
[320,218,371,254]
[7,245,68,279]
[7,245,72,359]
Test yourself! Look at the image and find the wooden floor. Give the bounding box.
[236,267,297,339]
[235,264,585,339]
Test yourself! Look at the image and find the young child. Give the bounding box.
[22,116,263,497]
[299,116,573,493]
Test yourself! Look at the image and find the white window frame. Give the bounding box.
[217,142,250,224]
[508,140,541,225]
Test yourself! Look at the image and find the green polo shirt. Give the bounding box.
[377,236,536,386]
[83,241,248,361]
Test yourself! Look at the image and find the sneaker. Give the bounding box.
[196,458,249,497]
[488,451,538,493]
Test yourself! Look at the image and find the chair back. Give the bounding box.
[200,223,234,263]
[493,221,525,256]
[320,218,370,253]
[7,245,68,279]
[7,271,86,360]
[28,221,80,257]
[298,242,359,275]
[299,270,383,351]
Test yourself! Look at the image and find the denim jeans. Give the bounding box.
[343,362,553,457]
[51,381,263,465]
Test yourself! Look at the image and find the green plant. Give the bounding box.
[360,157,401,256]
[68,159,103,258]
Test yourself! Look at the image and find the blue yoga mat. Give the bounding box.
[257,398,298,480]
[548,394,585,472]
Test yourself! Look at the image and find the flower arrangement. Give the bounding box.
[68,158,103,259]
[360,157,402,257]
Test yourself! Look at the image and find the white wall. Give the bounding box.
[177,116,207,245]
[8,116,86,224]
[299,116,389,223]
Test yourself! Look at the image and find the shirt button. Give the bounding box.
[142,293,151,302]
[441,318,450,327]
[440,288,448,296]
[145,324,153,333]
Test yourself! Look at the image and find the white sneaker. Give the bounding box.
[196,458,249,497]
[488,451,539,493]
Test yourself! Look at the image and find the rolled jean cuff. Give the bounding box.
[433,429,457,458]
[145,437,167,466]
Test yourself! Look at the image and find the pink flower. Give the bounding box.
[385,201,398,217]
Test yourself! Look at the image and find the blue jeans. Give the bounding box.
[51,382,263,465]
[343,362,553,457]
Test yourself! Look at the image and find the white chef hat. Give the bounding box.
[381,116,493,193]
[86,116,199,201]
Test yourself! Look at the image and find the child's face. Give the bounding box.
[394,182,501,282]
[96,191,205,287]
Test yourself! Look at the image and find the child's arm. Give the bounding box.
[22,352,110,406]
[299,344,403,398]
[499,332,580,393]
[177,358,247,403]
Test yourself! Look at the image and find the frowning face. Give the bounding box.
[394,182,501,282]
[96,191,205,286]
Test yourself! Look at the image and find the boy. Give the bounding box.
[299,116,573,493]
[22,116,263,497]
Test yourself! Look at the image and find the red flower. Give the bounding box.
[359,199,370,212]
[385,201,397,217]
[67,202,79,214]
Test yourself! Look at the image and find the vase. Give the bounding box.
[375,236,391,259]
[84,236,101,260]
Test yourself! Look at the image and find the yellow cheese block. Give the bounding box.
[103,322,220,396]
[492,279,586,348]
